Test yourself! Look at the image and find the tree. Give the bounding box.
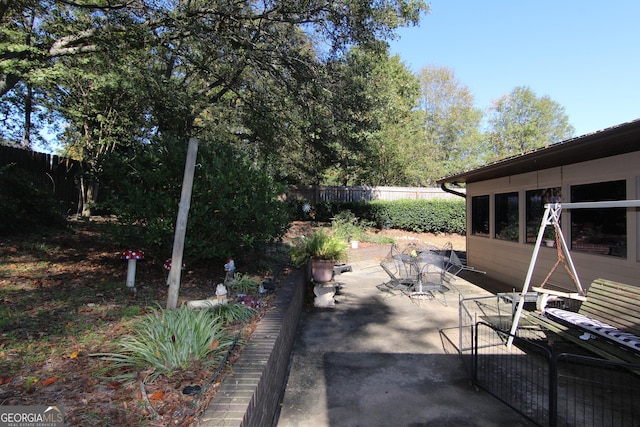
[415,65,483,183]
[485,86,575,161]
[304,48,423,187]
[0,0,131,146]
[1,0,428,211]
[49,47,153,215]
[352,51,423,186]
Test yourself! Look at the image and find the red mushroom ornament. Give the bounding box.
[121,250,145,289]
[163,258,185,285]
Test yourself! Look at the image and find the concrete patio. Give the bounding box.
[275,245,535,426]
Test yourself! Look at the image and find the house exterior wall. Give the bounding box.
[465,151,640,291]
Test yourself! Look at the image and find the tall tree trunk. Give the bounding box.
[82,178,98,217]
[79,165,99,217]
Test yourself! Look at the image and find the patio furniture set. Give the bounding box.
[378,241,483,305]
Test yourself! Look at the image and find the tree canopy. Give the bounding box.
[484,86,575,161]
[1,0,430,211]
[415,65,483,183]
[2,1,578,194]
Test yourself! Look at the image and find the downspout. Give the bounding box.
[441,182,466,199]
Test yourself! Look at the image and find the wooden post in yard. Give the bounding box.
[166,137,199,309]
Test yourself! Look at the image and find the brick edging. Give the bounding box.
[199,269,304,426]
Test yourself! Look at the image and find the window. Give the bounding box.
[525,188,561,243]
[471,195,489,236]
[495,192,519,241]
[570,180,626,257]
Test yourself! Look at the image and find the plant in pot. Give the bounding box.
[543,226,556,247]
[290,229,349,282]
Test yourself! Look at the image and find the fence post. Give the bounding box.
[548,354,558,427]
[472,322,478,385]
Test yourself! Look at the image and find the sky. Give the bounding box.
[387,1,640,138]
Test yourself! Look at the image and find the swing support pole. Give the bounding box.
[507,204,556,347]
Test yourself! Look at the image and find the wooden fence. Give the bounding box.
[286,185,464,203]
[0,145,81,214]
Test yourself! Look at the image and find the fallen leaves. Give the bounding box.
[41,376,58,387]
[149,391,164,401]
[0,218,290,425]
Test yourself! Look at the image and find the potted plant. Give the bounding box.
[290,229,349,282]
[543,226,556,247]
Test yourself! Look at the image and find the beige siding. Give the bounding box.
[466,151,640,290]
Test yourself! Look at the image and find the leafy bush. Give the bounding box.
[288,199,370,222]
[92,306,234,382]
[288,198,465,235]
[331,210,371,242]
[99,138,290,261]
[368,199,466,234]
[0,164,66,235]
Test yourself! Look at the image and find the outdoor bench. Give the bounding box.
[526,278,640,365]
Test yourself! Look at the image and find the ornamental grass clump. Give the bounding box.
[289,228,348,267]
[92,306,233,382]
[228,272,260,294]
[209,302,257,325]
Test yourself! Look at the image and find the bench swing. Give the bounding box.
[507,201,640,360]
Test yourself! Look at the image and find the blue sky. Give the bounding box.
[387,1,640,138]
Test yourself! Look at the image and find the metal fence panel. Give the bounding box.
[474,322,552,426]
[471,321,640,427]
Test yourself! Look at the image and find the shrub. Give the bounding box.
[331,210,371,242]
[92,306,234,382]
[367,198,466,234]
[287,198,465,235]
[99,138,290,262]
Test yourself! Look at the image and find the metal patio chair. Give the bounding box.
[378,244,420,296]
[442,244,486,283]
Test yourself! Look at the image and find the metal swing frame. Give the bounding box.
[507,200,640,348]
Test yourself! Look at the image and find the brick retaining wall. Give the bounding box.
[199,269,305,426]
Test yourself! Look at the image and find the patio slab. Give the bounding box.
[275,246,536,426]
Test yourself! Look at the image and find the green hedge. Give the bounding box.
[288,198,466,235]
[368,199,465,234]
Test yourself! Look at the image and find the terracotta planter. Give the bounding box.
[311,259,335,282]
